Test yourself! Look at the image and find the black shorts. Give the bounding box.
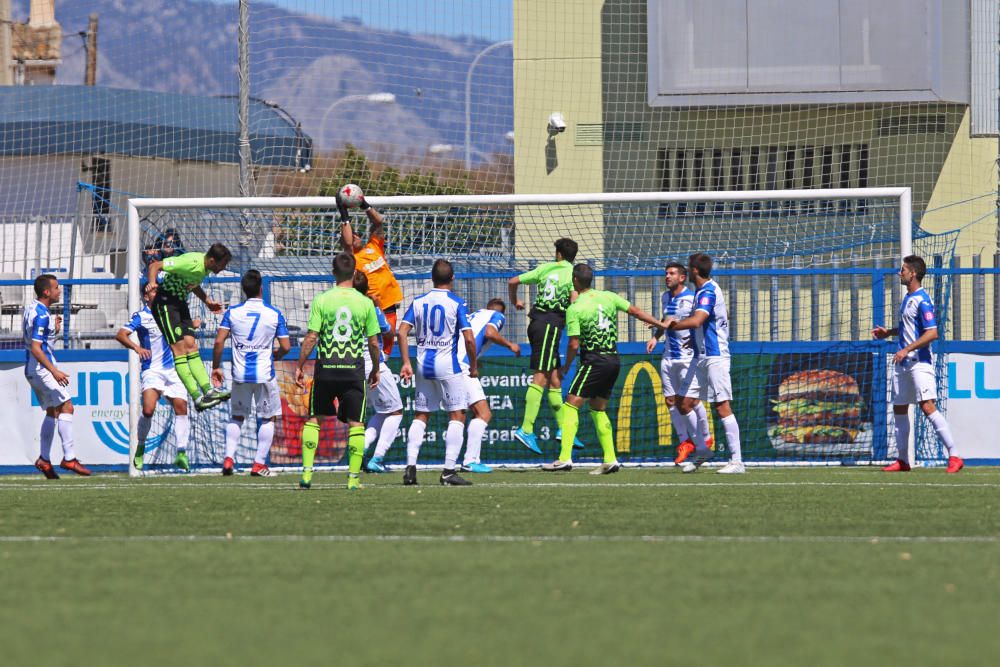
[151,294,194,345]
[568,355,621,400]
[311,373,367,424]
[527,316,564,373]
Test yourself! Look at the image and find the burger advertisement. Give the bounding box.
[767,356,873,456]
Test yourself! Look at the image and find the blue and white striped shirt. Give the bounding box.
[23,300,56,377]
[661,288,697,360]
[898,288,937,365]
[219,298,289,383]
[401,288,472,380]
[123,306,174,373]
[693,280,730,358]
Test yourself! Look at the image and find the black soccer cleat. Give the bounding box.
[439,469,472,486]
[403,465,418,486]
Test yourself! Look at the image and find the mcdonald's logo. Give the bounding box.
[616,359,715,454]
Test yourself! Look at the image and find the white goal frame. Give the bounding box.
[126,187,912,476]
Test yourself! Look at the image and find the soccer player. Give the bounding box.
[146,243,233,411]
[24,274,91,478]
[646,262,713,465]
[543,264,662,473]
[351,271,405,474]
[873,254,962,473]
[397,259,478,486]
[460,298,521,473]
[115,282,191,471]
[339,190,403,355]
[665,253,745,474]
[508,238,582,454]
[295,253,381,490]
[211,269,291,477]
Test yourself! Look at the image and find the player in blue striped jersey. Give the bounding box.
[398,259,478,486]
[665,253,744,474]
[352,272,405,474]
[211,270,291,477]
[873,255,962,473]
[24,274,91,478]
[115,282,191,471]
[459,298,521,473]
[647,262,712,465]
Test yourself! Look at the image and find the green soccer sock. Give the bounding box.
[172,353,203,399]
[547,388,564,428]
[520,383,545,434]
[348,425,365,476]
[185,352,213,394]
[301,421,320,484]
[591,410,616,464]
[558,403,580,462]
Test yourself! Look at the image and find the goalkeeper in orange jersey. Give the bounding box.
[338,188,404,356]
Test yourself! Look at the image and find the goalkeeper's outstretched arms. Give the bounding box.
[338,189,381,250]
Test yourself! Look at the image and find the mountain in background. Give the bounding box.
[13,0,513,161]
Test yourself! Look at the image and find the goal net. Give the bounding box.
[126,190,957,475]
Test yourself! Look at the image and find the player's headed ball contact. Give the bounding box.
[338,183,365,208]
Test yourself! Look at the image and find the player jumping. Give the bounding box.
[873,254,962,473]
[115,282,191,471]
[647,262,713,464]
[24,274,91,478]
[543,264,662,473]
[146,243,233,411]
[665,253,744,474]
[212,269,291,477]
[295,253,381,490]
[509,238,583,454]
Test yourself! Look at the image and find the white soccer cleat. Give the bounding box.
[716,461,746,474]
[681,449,713,473]
[589,461,621,475]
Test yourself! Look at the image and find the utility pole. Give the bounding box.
[0,0,12,85]
[84,13,97,86]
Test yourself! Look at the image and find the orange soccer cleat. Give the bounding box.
[674,440,695,465]
[882,459,911,472]
[946,456,964,474]
[59,459,92,476]
[222,457,235,476]
[250,462,272,477]
[34,457,59,480]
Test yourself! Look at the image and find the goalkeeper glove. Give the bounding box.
[359,195,370,211]
[334,191,350,223]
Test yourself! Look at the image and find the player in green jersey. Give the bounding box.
[508,238,583,454]
[146,243,233,442]
[295,253,382,490]
[542,263,662,473]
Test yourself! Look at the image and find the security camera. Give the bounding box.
[547,112,567,134]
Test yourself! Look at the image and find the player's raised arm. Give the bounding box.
[146,259,163,292]
[366,204,384,239]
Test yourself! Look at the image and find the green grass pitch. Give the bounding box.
[2,467,999,666]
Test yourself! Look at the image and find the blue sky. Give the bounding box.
[213,0,513,41]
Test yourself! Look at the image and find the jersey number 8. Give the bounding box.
[333,306,353,342]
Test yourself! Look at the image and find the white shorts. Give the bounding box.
[231,379,282,419]
[660,357,700,399]
[696,357,733,403]
[892,361,937,405]
[464,373,487,406]
[414,373,468,413]
[370,363,403,414]
[26,369,72,410]
[141,368,188,402]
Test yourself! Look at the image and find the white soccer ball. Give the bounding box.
[338,183,365,208]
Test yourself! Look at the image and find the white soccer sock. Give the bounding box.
[365,413,386,451]
[254,420,274,465]
[374,414,403,459]
[464,418,489,465]
[57,413,76,461]
[406,420,427,466]
[927,410,959,458]
[695,402,711,440]
[137,415,153,444]
[669,405,690,442]
[224,419,242,460]
[894,413,911,464]
[174,414,190,452]
[39,415,56,461]
[444,420,465,470]
[683,410,705,450]
[721,414,741,464]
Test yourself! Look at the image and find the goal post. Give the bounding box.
[126,188,919,476]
